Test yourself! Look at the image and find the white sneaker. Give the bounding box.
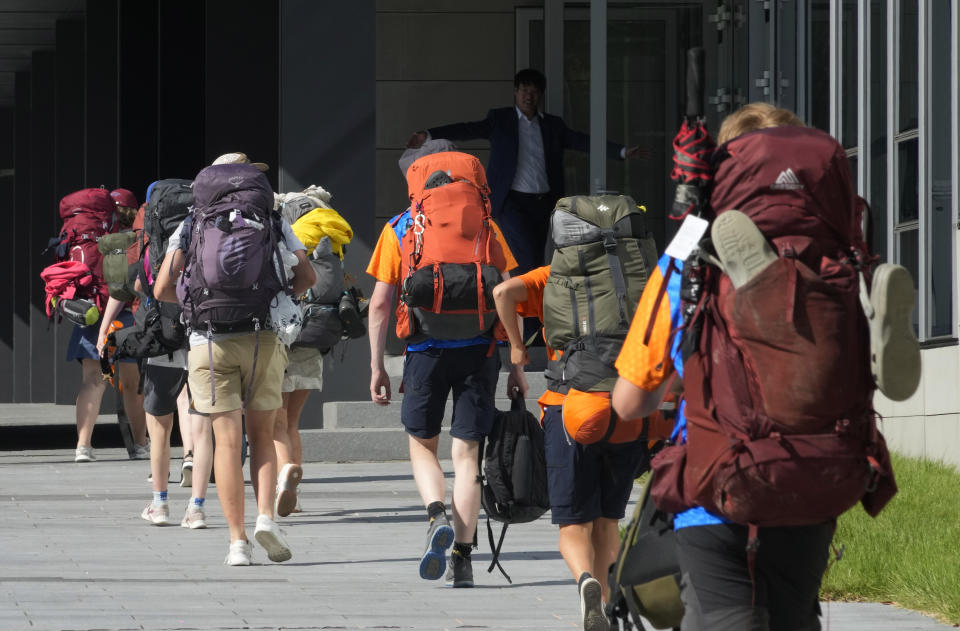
[74,445,96,463]
[224,539,253,566]
[579,576,609,631]
[275,463,303,518]
[180,455,194,488]
[180,504,207,529]
[132,442,150,460]
[140,502,171,526]
[254,514,292,562]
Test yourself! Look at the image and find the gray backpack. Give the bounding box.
[543,195,658,393]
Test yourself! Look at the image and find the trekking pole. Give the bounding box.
[670,47,714,220]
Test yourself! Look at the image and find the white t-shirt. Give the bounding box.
[164,215,306,347]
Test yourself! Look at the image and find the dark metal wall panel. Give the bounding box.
[54,19,85,404]
[0,107,13,402]
[13,71,30,402]
[29,51,57,402]
[279,0,376,414]
[157,0,205,180]
[204,0,279,189]
[84,0,118,188]
[117,0,158,199]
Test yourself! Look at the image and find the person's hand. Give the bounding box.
[625,145,651,160]
[96,333,107,356]
[406,131,427,149]
[510,343,530,368]
[370,368,392,405]
[507,365,529,400]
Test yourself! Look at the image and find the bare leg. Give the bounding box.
[246,408,280,519]
[450,437,481,543]
[146,412,174,491]
[190,410,213,500]
[591,517,621,601]
[76,359,106,448]
[118,362,147,446]
[273,395,292,469]
[176,386,194,456]
[211,410,246,543]
[558,522,595,584]
[409,435,446,508]
[285,390,310,464]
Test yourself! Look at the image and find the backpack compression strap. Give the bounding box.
[601,228,629,329]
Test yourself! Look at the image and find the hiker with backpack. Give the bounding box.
[492,192,661,631]
[44,186,148,463]
[111,178,214,528]
[367,149,520,587]
[272,186,357,517]
[612,103,907,631]
[153,154,316,565]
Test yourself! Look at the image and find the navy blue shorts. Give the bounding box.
[542,405,648,525]
[66,309,136,363]
[401,345,500,442]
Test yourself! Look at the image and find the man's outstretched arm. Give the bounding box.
[407,110,496,147]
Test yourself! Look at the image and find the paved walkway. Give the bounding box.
[0,447,951,631]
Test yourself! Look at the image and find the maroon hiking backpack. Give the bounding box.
[650,126,897,530]
[45,188,117,306]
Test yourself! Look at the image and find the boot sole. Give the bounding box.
[419,524,453,580]
[580,578,608,631]
[180,464,193,488]
[711,210,778,289]
[871,263,921,401]
[255,528,293,563]
[276,464,303,518]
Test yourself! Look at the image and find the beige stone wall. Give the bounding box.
[874,345,960,469]
[375,1,537,229]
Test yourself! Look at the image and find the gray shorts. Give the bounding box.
[143,364,188,417]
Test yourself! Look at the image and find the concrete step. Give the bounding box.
[300,427,451,462]
[323,397,538,429]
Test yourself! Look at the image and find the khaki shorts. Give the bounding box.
[282,346,324,393]
[188,331,287,414]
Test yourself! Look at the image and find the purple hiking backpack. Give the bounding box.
[176,163,286,405]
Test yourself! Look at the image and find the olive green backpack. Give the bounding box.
[608,481,684,630]
[542,194,659,393]
[97,230,138,302]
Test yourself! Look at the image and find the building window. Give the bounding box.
[825,0,956,341]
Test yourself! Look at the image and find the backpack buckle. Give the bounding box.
[601,230,617,251]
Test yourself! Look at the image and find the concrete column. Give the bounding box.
[279,0,376,419]
[12,72,30,402]
[54,20,86,404]
[118,0,159,198]
[0,107,13,402]
[85,0,119,188]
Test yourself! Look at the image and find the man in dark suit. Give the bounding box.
[408,69,644,275]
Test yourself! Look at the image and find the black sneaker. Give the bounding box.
[445,549,474,588]
[418,513,453,580]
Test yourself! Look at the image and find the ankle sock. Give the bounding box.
[153,490,168,506]
[577,572,593,591]
[453,542,473,558]
[427,501,446,520]
[191,497,205,507]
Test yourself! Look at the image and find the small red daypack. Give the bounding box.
[394,151,508,343]
[40,260,103,320]
[650,126,897,530]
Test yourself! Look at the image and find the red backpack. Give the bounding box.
[394,151,507,343]
[46,188,117,305]
[650,126,897,531]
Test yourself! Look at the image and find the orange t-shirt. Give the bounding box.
[512,266,566,412]
[366,212,517,285]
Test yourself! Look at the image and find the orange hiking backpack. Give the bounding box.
[394,151,508,343]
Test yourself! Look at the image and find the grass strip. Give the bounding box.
[822,452,960,625]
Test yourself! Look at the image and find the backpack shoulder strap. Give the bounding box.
[485,517,512,584]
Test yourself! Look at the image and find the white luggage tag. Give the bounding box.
[664,214,709,261]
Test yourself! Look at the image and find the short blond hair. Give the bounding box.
[717,102,805,144]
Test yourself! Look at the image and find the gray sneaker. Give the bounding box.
[445,549,474,588]
[580,576,609,631]
[418,513,454,580]
[74,445,96,463]
[867,263,921,401]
